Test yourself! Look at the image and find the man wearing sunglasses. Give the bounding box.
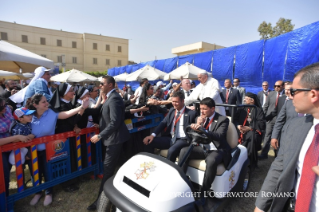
[255,63,319,212]
[259,80,285,160]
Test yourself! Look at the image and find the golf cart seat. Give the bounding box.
[159,122,239,176]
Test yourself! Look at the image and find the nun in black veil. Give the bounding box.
[233,92,266,170]
[50,82,82,192]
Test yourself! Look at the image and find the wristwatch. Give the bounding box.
[97,134,102,140]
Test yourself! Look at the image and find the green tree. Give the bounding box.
[258,18,294,39]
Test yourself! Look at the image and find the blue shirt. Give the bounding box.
[31,109,58,151]
[11,122,32,136]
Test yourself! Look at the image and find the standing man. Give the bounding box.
[178,97,230,205]
[255,62,319,212]
[220,79,241,116]
[257,81,271,107]
[134,78,148,105]
[181,79,192,97]
[259,80,285,160]
[184,70,225,116]
[233,78,246,104]
[143,90,196,162]
[88,76,130,211]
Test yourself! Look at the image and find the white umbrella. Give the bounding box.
[22,72,34,78]
[50,69,98,82]
[0,40,54,73]
[125,65,166,82]
[164,62,212,80]
[113,72,129,82]
[0,70,28,80]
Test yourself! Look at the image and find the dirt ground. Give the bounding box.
[11,151,275,212]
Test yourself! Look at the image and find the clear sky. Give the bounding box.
[1,0,318,63]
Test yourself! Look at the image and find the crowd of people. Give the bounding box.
[0,62,318,211]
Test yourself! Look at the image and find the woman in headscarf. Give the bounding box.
[233,92,266,170]
[49,83,82,192]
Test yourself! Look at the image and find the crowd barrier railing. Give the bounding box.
[0,113,164,212]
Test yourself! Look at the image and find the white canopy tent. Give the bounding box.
[0,70,29,80]
[125,65,166,82]
[0,40,54,73]
[164,62,212,80]
[50,69,98,83]
[113,72,129,82]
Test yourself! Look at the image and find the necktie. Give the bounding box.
[275,92,279,107]
[295,124,319,212]
[203,117,210,129]
[186,91,190,97]
[226,89,230,104]
[171,111,180,144]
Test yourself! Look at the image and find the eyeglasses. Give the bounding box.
[274,85,282,88]
[100,82,104,86]
[262,85,268,86]
[290,88,319,96]
[92,90,98,92]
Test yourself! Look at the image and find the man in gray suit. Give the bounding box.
[255,62,319,212]
[257,81,271,107]
[259,80,285,159]
[88,76,130,210]
[233,78,246,104]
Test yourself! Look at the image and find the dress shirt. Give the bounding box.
[201,112,217,151]
[170,106,186,138]
[106,88,116,98]
[134,86,143,105]
[262,90,270,107]
[295,118,319,212]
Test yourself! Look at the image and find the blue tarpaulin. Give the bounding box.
[114,67,120,76]
[234,40,263,94]
[131,64,140,73]
[263,33,291,87]
[126,65,133,74]
[119,66,126,74]
[194,50,213,72]
[163,57,178,73]
[178,55,194,67]
[108,68,115,76]
[154,59,166,71]
[139,60,157,68]
[285,21,319,81]
[212,47,235,85]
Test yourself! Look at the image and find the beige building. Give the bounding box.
[172,41,224,56]
[0,20,129,72]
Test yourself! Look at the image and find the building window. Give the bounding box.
[118,60,122,66]
[106,44,110,51]
[1,32,8,40]
[93,43,98,50]
[22,35,28,43]
[57,39,62,47]
[41,54,46,58]
[93,58,97,65]
[72,41,77,48]
[118,46,122,52]
[106,59,110,65]
[57,56,62,63]
[40,37,46,45]
[72,57,77,64]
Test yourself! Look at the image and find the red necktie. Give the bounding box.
[295,124,319,212]
[226,89,230,104]
[275,92,279,107]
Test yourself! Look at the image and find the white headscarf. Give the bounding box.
[10,67,49,103]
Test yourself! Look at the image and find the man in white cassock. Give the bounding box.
[184,70,226,116]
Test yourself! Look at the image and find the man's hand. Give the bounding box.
[17,135,32,143]
[27,134,35,140]
[312,166,319,176]
[196,116,205,126]
[82,97,90,109]
[271,138,279,149]
[143,135,154,145]
[130,95,139,104]
[190,123,202,131]
[180,76,184,81]
[74,126,81,134]
[90,135,100,143]
[139,106,149,112]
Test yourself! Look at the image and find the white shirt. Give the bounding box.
[185,77,226,116]
[295,118,319,212]
[262,90,270,107]
[106,88,116,98]
[134,86,143,105]
[201,113,217,151]
[170,106,186,138]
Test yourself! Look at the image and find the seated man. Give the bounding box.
[143,90,196,162]
[178,97,231,205]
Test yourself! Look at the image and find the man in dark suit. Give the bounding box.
[259,80,285,159]
[178,97,230,205]
[220,79,241,116]
[88,76,130,211]
[143,90,196,162]
[255,62,319,212]
[257,81,271,107]
[233,78,246,104]
[123,84,134,101]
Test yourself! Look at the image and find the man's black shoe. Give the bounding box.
[63,185,79,192]
[87,200,97,211]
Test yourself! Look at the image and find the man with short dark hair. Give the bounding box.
[178,97,230,205]
[134,78,148,105]
[143,90,196,162]
[88,75,130,211]
[233,78,246,104]
[257,81,271,106]
[255,62,319,212]
[220,79,241,116]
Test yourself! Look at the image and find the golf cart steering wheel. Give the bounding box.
[185,125,209,144]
